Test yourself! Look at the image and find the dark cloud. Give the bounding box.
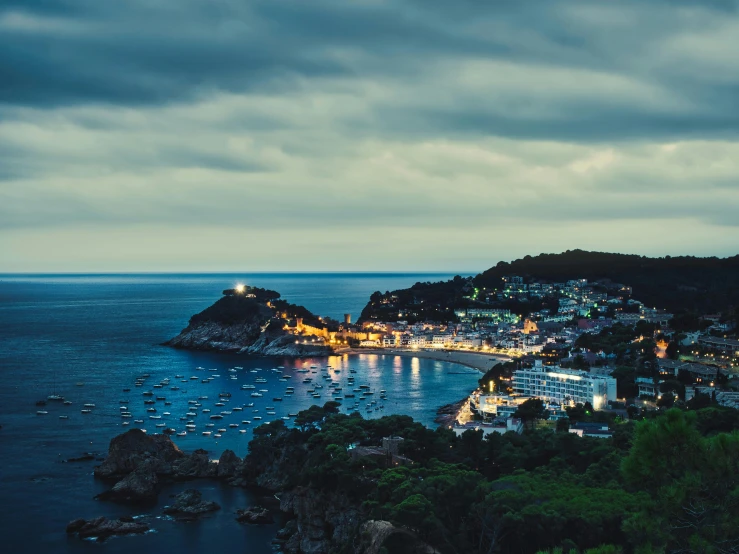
[2,0,739,141]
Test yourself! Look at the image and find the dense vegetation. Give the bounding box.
[189,286,324,327]
[475,250,739,314]
[358,250,739,323]
[358,276,470,323]
[246,404,739,554]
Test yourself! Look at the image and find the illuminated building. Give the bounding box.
[511,361,616,409]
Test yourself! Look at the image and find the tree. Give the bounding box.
[514,398,547,429]
[390,494,438,537]
[622,409,739,552]
[665,341,679,360]
[556,418,571,433]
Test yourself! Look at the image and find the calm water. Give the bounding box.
[0,274,479,553]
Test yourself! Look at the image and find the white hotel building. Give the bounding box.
[512,361,617,410]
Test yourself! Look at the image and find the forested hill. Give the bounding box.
[358,250,739,322]
[475,250,739,313]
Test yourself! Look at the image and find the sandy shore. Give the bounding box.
[340,348,509,373]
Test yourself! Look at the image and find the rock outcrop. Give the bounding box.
[235,506,274,524]
[171,448,217,479]
[279,487,362,554]
[66,516,149,541]
[94,429,185,480]
[94,430,229,504]
[162,489,221,520]
[95,465,159,504]
[217,449,241,478]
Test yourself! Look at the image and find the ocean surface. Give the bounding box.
[0,273,482,553]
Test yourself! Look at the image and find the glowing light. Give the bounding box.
[235,284,246,294]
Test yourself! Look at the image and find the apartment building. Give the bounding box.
[511,361,617,409]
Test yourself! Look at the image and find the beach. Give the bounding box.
[341,347,510,373]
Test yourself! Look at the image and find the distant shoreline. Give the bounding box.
[339,347,509,373]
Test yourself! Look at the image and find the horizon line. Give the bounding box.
[0,270,479,276]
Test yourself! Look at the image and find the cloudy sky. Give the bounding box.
[2,0,739,272]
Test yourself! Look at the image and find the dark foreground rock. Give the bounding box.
[162,489,221,520]
[66,516,149,541]
[171,448,217,479]
[94,429,185,480]
[217,449,241,478]
[95,466,159,504]
[94,430,229,504]
[63,452,96,463]
[236,506,274,524]
[280,487,361,554]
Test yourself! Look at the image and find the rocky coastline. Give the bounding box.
[165,287,333,356]
[434,397,467,427]
[167,321,332,356]
[78,428,426,552]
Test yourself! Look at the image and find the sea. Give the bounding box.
[0,273,482,553]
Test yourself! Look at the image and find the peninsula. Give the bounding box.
[167,285,333,356]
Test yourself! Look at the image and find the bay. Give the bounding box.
[0,273,479,553]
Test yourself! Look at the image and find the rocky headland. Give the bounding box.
[81,427,427,553]
[166,286,333,356]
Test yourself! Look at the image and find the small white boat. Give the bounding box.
[36,410,48,415]
[202,408,211,413]
[241,420,251,425]
[59,415,69,419]
[202,431,212,436]
[217,428,227,433]
[83,403,96,408]
[229,423,238,428]
[163,412,171,416]
[206,423,215,427]
[239,429,247,433]
[81,409,91,414]
[177,431,187,437]
[213,433,222,438]
[155,423,166,428]
[134,419,144,424]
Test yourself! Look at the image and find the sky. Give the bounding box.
[2,0,739,272]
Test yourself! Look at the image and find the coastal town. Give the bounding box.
[275,275,739,440]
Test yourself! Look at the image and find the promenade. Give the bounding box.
[341,347,509,372]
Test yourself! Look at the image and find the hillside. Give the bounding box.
[167,286,331,355]
[358,250,739,323]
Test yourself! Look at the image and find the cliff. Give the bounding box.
[166,286,333,356]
